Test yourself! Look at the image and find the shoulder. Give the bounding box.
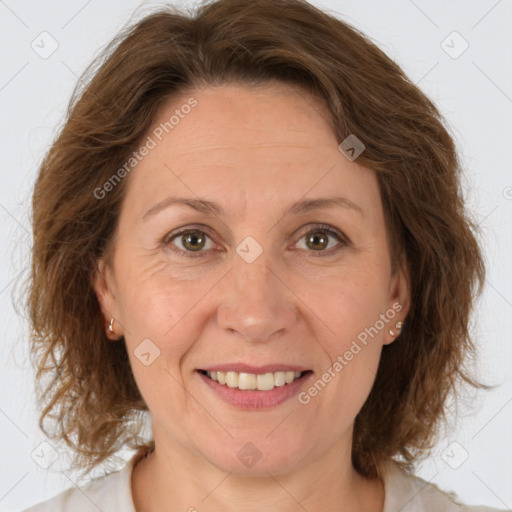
[381,462,508,512]
[19,456,137,512]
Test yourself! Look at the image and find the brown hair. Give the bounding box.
[26,0,488,479]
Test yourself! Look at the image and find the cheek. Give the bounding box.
[301,291,386,432]
[298,257,390,342]
[114,248,203,332]
[113,231,391,356]
[300,257,390,396]
[117,270,201,413]
[112,255,208,378]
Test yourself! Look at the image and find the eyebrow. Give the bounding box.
[142,195,364,221]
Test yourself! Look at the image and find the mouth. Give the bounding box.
[198,369,312,391]
[196,363,314,409]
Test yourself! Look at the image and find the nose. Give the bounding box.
[216,249,298,344]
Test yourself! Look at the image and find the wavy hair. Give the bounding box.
[26,0,488,479]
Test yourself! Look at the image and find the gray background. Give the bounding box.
[1,0,511,510]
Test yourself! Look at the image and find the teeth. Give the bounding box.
[239,372,257,390]
[204,369,304,391]
[274,371,286,387]
[256,373,274,391]
[226,371,239,388]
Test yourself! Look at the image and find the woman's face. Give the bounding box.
[95,82,409,475]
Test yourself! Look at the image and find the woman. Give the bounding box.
[22,0,505,510]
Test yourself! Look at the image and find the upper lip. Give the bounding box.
[201,363,311,374]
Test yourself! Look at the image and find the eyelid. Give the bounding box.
[296,223,348,243]
[162,224,216,244]
[292,223,349,255]
[163,223,349,258]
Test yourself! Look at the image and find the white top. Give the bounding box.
[21,450,506,512]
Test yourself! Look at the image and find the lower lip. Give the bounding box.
[198,371,313,409]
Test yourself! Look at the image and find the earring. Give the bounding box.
[108,318,115,334]
[395,321,403,330]
[388,329,395,336]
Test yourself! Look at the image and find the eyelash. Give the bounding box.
[163,223,349,259]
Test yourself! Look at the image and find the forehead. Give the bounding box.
[160,82,336,155]
[122,83,379,219]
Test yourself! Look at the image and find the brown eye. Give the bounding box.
[305,230,330,251]
[166,228,215,257]
[295,224,347,256]
[179,230,207,251]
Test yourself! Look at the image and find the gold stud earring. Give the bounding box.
[395,321,403,330]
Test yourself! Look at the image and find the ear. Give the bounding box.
[383,255,411,346]
[92,258,122,339]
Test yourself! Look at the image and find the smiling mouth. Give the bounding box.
[199,369,312,391]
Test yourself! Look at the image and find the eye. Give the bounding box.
[163,223,348,259]
[293,224,347,256]
[165,228,216,258]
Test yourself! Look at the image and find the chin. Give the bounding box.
[200,436,309,476]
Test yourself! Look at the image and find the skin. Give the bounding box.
[94,82,410,512]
